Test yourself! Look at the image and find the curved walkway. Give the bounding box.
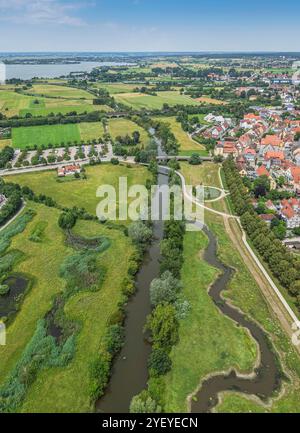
[0,200,25,233]
[169,165,300,338]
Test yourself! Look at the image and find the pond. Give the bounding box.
[0,275,29,320]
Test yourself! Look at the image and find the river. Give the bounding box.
[191,227,281,412]
[97,134,281,413]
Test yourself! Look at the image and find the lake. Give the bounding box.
[4,61,132,80]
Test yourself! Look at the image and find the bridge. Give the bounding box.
[156,155,213,162]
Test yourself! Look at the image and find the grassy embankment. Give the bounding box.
[153,116,207,156]
[161,162,300,412]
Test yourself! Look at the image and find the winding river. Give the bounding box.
[191,227,281,412]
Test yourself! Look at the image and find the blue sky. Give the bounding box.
[0,0,299,52]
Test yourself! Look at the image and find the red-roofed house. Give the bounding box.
[261,135,284,147]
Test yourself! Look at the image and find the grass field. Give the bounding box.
[108,118,149,147]
[12,124,80,148]
[78,122,105,141]
[11,121,105,148]
[162,231,257,412]
[23,84,93,100]
[0,203,72,385]
[153,116,205,153]
[92,83,141,94]
[0,85,111,117]
[164,163,300,412]
[20,218,134,412]
[0,202,135,412]
[4,163,151,217]
[114,91,200,110]
[19,104,111,117]
[195,96,227,105]
[180,162,221,188]
[0,89,37,117]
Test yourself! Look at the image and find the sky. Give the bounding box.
[0,0,300,52]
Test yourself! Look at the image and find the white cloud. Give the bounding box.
[0,0,88,26]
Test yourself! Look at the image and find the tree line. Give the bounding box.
[223,158,300,309]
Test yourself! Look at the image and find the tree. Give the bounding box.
[130,391,161,414]
[150,271,182,306]
[254,175,270,198]
[148,348,172,377]
[128,221,152,246]
[146,303,179,351]
[132,130,140,144]
[58,211,77,230]
[189,153,201,165]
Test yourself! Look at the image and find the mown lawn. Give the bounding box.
[12,124,80,149]
[180,162,221,188]
[78,122,105,141]
[4,163,151,218]
[162,231,258,412]
[114,91,200,110]
[20,218,134,413]
[0,203,71,385]
[11,121,106,149]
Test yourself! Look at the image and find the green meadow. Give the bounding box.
[11,121,105,148]
[114,90,200,110]
[4,163,151,217]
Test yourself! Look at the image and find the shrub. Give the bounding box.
[148,349,172,377]
[0,284,9,296]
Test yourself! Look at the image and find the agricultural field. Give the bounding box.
[92,82,141,94]
[114,90,200,110]
[194,96,228,105]
[0,86,111,117]
[22,84,93,100]
[4,163,151,217]
[11,121,105,149]
[108,118,149,147]
[19,103,111,117]
[154,116,206,154]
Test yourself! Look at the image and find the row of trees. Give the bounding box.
[0,146,14,169]
[131,215,187,412]
[223,158,300,308]
[0,179,22,226]
[0,110,103,128]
